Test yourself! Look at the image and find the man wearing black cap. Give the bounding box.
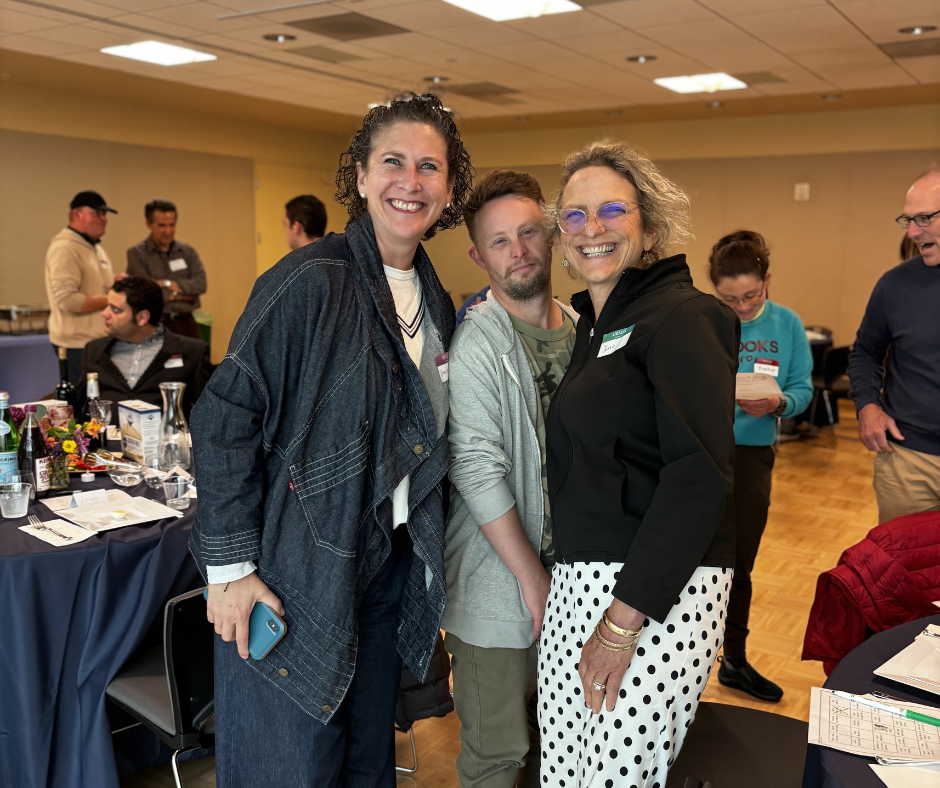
[44,191,121,384]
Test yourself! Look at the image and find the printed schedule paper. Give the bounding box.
[809,687,940,761]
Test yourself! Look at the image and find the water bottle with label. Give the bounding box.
[0,392,20,481]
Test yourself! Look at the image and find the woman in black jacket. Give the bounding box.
[541,144,739,787]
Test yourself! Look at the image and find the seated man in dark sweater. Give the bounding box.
[849,168,940,523]
[77,277,211,419]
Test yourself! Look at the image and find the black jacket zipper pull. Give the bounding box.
[589,327,595,346]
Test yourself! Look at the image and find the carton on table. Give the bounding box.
[118,400,161,464]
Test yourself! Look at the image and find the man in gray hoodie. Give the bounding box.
[443,170,577,787]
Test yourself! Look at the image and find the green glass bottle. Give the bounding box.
[0,391,20,481]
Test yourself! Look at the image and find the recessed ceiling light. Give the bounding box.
[425,76,449,84]
[626,55,656,63]
[441,0,580,22]
[899,25,936,35]
[263,33,296,42]
[654,73,747,94]
[101,41,216,66]
[820,93,842,101]
[705,101,723,108]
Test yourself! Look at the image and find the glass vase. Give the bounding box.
[48,454,70,492]
[159,382,191,471]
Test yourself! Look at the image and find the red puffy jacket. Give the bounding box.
[802,510,940,674]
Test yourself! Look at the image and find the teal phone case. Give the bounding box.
[203,588,287,660]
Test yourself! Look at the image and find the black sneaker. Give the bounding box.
[717,657,783,702]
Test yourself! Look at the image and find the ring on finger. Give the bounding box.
[592,680,606,691]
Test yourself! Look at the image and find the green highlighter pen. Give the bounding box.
[833,690,940,727]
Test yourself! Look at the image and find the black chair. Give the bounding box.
[106,588,214,788]
[666,702,808,788]
[809,345,852,447]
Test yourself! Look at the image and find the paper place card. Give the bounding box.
[106,425,122,441]
[42,489,131,513]
[19,518,97,547]
[69,488,109,508]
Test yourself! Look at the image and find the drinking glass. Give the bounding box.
[162,475,190,510]
[8,471,35,501]
[0,482,32,519]
[95,400,113,426]
[143,457,166,490]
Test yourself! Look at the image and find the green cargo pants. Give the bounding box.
[444,632,540,788]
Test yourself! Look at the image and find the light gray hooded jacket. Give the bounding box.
[442,295,578,648]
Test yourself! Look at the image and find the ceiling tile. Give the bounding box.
[358,31,455,55]
[554,28,655,55]
[504,8,614,38]
[758,26,875,54]
[590,0,718,28]
[0,32,89,56]
[107,12,203,39]
[731,5,852,37]
[817,61,917,89]
[431,22,537,47]
[142,2,260,33]
[830,0,940,26]
[358,1,481,32]
[791,44,888,67]
[0,8,69,34]
[638,17,759,46]
[697,0,825,13]
[897,54,940,83]
[475,40,571,64]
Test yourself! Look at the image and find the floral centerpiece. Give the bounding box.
[10,406,106,491]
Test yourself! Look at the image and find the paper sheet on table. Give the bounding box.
[875,626,940,696]
[808,687,940,761]
[19,518,97,547]
[735,372,783,400]
[871,763,940,788]
[41,489,131,513]
[56,495,183,532]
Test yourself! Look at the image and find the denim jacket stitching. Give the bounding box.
[229,353,268,399]
[230,259,348,357]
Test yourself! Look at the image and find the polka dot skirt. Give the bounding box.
[538,563,731,788]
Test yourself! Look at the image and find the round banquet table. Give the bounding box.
[802,614,940,787]
[0,473,203,788]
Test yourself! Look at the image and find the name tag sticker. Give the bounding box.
[435,353,449,383]
[754,357,779,377]
[164,355,184,369]
[597,325,635,358]
[168,258,188,272]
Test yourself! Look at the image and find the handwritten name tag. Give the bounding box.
[597,325,635,358]
[168,258,188,272]
[164,355,184,369]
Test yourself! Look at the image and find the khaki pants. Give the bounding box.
[874,443,940,524]
[444,632,539,788]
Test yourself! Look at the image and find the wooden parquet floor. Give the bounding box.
[121,402,876,788]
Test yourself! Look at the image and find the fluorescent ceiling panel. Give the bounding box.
[441,0,581,23]
[654,73,748,94]
[101,41,216,66]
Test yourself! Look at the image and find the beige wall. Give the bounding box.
[0,128,256,363]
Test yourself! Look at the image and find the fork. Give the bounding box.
[28,514,72,541]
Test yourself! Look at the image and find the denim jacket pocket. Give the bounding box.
[289,422,370,558]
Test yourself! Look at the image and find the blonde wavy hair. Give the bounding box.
[547,143,692,265]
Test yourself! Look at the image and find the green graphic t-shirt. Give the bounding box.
[507,310,576,569]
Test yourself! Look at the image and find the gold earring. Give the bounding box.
[561,258,569,268]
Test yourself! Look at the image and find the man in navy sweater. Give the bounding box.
[849,169,940,523]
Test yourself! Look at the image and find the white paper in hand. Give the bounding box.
[736,372,783,401]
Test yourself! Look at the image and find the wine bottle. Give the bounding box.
[0,392,20,481]
[17,405,50,499]
[84,372,102,454]
[54,348,76,408]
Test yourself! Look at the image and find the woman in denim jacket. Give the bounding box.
[190,94,473,787]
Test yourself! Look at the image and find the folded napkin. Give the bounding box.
[19,518,97,547]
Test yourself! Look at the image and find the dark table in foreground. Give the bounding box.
[0,475,202,788]
[802,614,940,788]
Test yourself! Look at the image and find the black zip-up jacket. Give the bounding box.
[546,254,739,623]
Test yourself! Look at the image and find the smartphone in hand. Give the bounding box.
[203,588,287,660]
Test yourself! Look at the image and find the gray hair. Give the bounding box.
[547,143,692,264]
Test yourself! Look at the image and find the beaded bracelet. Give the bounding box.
[603,612,643,639]
[593,622,639,652]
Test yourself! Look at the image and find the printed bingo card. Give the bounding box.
[809,688,940,760]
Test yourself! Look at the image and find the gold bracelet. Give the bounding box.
[593,622,638,652]
[603,612,643,638]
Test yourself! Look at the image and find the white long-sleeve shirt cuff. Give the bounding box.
[206,561,257,584]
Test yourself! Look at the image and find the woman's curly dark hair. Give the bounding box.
[335,93,474,241]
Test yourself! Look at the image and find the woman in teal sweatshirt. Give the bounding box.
[708,230,813,703]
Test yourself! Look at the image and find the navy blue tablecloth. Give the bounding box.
[0,475,203,788]
[802,615,940,787]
